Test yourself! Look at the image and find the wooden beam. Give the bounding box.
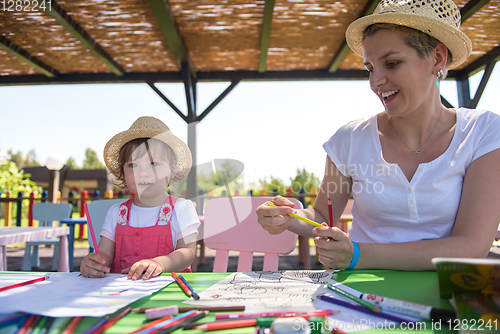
[147,0,196,78]
[38,0,124,76]
[471,61,495,108]
[328,0,380,72]
[0,36,59,78]
[460,0,490,22]
[146,81,187,122]
[449,45,500,80]
[258,0,276,73]
[0,69,371,86]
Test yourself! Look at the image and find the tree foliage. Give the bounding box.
[82,148,105,169]
[0,161,38,196]
[259,176,286,195]
[289,168,320,193]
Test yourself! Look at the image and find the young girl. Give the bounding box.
[80,116,200,280]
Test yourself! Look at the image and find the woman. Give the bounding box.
[256,0,500,271]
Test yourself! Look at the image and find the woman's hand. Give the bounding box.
[313,226,354,269]
[123,259,164,280]
[80,253,110,278]
[256,195,296,235]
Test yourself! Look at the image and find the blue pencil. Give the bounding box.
[178,274,200,300]
[317,294,416,324]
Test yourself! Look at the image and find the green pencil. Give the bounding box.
[32,316,47,334]
[327,284,381,312]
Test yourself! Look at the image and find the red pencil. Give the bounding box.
[328,198,334,227]
[194,318,275,332]
[83,202,100,255]
[128,315,174,334]
[0,276,48,292]
[94,306,131,334]
[17,314,37,334]
[171,272,192,298]
[61,317,82,334]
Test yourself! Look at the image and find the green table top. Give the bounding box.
[7,270,458,333]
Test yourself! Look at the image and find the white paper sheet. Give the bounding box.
[0,272,174,317]
[184,270,422,333]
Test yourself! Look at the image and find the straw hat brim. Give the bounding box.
[103,127,192,183]
[346,13,472,69]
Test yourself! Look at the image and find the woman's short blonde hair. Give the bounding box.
[363,23,452,78]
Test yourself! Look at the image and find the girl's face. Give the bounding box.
[123,143,173,207]
[362,29,436,118]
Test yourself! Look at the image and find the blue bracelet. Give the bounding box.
[346,241,359,270]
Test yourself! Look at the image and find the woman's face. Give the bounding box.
[362,29,436,118]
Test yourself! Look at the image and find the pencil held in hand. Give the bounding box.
[266,202,324,227]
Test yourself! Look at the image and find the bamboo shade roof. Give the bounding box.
[0,0,499,85]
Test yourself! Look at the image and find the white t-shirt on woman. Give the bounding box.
[323,108,500,243]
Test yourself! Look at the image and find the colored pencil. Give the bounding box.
[17,314,37,334]
[0,313,27,328]
[328,198,334,227]
[0,276,48,292]
[81,316,108,334]
[171,272,192,298]
[47,317,71,334]
[128,316,174,334]
[216,309,338,320]
[177,274,200,300]
[327,284,381,312]
[317,294,416,324]
[94,306,130,334]
[134,311,197,334]
[132,305,245,313]
[194,318,275,332]
[266,202,324,227]
[83,202,100,255]
[61,317,82,334]
[155,310,208,334]
[39,317,55,334]
[32,316,48,334]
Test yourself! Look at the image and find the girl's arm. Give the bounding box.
[79,236,115,278]
[126,234,197,280]
[315,149,500,270]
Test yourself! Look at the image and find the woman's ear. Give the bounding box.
[433,43,449,72]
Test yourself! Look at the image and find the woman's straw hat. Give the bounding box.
[103,116,192,183]
[345,0,472,69]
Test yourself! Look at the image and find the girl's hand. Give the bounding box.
[80,253,110,278]
[313,226,354,269]
[123,259,164,280]
[256,195,296,235]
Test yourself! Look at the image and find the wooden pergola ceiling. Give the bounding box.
[0,0,498,85]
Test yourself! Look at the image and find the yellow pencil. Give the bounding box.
[266,202,324,227]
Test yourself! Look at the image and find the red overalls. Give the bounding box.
[110,196,191,273]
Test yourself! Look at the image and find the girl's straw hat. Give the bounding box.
[345,0,472,69]
[103,116,192,183]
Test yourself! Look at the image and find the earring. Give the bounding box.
[435,69,444,89]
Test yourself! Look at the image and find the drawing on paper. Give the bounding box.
[185,270,333,312]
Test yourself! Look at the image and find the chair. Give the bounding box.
[86,199,126,250]
[22,202,72,271]
[203,196,301,272]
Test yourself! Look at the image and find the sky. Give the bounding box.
[1,65,499,189]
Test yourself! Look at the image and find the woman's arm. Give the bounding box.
[315,148,500,270]
[256,156,352,238]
